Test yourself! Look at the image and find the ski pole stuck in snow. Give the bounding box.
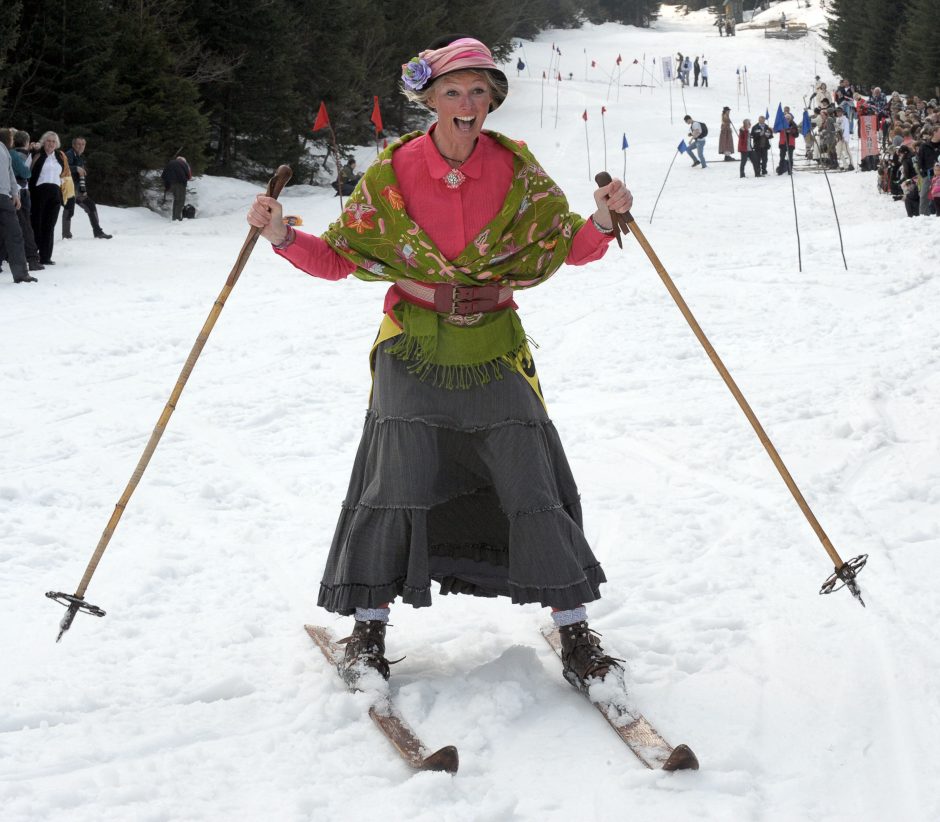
[595,171,868,607]
[45,165,294,642]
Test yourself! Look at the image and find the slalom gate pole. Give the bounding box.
[810,127,849,271]
[649,150,680,224]
[46,165,294,641]
[595,171,867,607]
[787,150,803,272]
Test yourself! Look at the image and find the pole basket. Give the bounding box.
[819,554,868,607]
[46,592,106,642]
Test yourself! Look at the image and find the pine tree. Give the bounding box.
[2,0,122,140]
[892,0,940,98]
[825,0,865,81]
[104,1,209,203]
[853,0,907,90]
[0,2,22,111]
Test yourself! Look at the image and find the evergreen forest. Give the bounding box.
[1,0,936,205]
[825,0,940,102]
[0,0,658,204]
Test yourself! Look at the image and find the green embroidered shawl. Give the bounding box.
[320,130,585,388]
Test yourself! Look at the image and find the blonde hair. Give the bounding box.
[402,68,507,113]
[38,131,61,149]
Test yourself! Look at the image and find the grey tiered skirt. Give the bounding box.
[317,341,606,615]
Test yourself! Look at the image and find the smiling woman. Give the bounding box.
[246,34,634,694]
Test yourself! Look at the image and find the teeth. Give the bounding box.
[456,116,474,122]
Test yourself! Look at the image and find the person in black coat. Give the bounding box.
[161,156,192,221]
[28,131,70,265]
[62,136,111,239]
[750,115,773,176]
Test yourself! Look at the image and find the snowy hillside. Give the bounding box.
[2,7,939,822]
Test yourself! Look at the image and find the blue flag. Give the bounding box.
[773,102,786,132]
[765,107,770,120]
[622,133,629,150]
[736,67,740,75]
[801,110,812,136]
[678,139,688,154]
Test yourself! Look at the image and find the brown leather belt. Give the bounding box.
[394,280,514,319]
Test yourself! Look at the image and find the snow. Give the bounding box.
[3,8,939,821]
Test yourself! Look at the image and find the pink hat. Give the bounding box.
[402,37,508,107]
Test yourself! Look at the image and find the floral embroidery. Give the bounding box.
[395,244,419,268]
[382,185,404,210]
[344,202,377,234]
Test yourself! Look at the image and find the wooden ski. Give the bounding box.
[541,626,699,771]
[305,625,458,774]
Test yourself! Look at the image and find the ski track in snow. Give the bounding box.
[2,4,938,820]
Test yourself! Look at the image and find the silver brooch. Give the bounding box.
[443,168,466,189]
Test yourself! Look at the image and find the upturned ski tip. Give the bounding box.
[663,743,699,771]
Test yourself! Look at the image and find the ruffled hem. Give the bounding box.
[317,562,606,616]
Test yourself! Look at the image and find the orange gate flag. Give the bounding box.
[371,96,383,136]
[312,101,330,132]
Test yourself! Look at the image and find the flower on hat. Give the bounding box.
[402,57,432,91]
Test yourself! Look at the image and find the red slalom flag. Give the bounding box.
[633,58,639,64]
[616,54,622,65]
[601,106,607,115]
[312,101,330,132]
[582,109,588,121]
[557,71,562,81]
[370,96,383,135]
[542,70,546,79]
[591,59,596,68]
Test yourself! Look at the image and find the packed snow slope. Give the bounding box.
[2,5,938,821]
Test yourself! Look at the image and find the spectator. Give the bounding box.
[715,15,725,37]
[834,79,856,133]
[29,131,70,266]
[738,119,754,178]
[0,127,35,283]
[63,137,112,240]
[929,163,940,216]
[701,60,709,88]
[917,126,940,216]
[834,109,854,171]
[694,56,701,87]
[335,157,362,197]
[719,107,735,161]
[777,113,798,175]
[901,177,919,217]
[161,155,192,221]
[726,17,736,36]
[681,56,692,87]
[683,114,708,168]
[10,130,42,272]
[750,115,773,176]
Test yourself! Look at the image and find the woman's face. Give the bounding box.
[43,136,57,153]
[428,72,492,148]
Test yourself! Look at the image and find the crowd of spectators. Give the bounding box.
[0,127,118,284]
[800,77,939,217]
[2,127,196,284]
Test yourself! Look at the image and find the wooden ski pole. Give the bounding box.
[595,171,867,607]
[46,165,294,641]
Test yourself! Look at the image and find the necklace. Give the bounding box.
[439,151,468,167]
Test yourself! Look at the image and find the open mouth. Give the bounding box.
[454,115,476,132]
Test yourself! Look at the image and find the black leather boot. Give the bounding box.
[559,621,623,689]
[338,620,391,685]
